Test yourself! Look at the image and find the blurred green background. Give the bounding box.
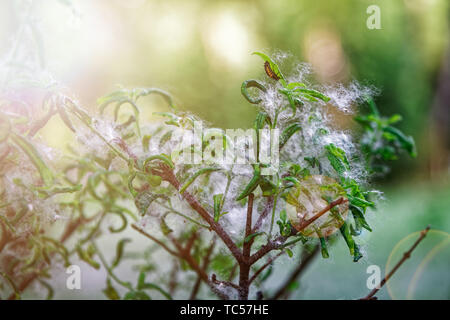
[1,0,449,299]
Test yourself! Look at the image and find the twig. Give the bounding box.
[211,274,240,290]
[249,251,284,284]
[131,223,179,257]
[169,235,229,300]
[251,196,274,233]
[295,197,347,231]
[189,237,216,299]
[243,193,255,259]
[271,245,320,300]
[153,163,243,263]
[361,225,431,300]
[238,193,254,300]
[168,260,179,296]
[249,197,346,265]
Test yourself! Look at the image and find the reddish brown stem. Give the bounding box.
[153,163,243,263]
[169,235,228,300]
[132,223,179,257]
[238,193,254,300]
[295,197,347,231]
[249,251,284,285]
[249,197,346,265]
[189,237,216,300]
[251,196,274,234]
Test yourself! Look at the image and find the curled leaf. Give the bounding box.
[241,80,267,104]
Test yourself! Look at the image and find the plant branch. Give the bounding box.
[249,251,284,285]
[168,234,229,300]
[361,225,431,300]
[131,224,179,257]
[271,244,320,299]
[251,196,274,233]
[189,237,216,300]
[152,163,243,263]
[211,274,240,290]
[238,193,255,300]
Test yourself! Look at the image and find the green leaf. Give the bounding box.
[179,167,220,194]
[286,82,306,90]
[236,165,261,201]
[348,195,374,209]
[213,194,224,222]
[143,153,174,169]
[339,222,356,257]
[111,238,132,269]
[319,236,329,259]
[296,88,331,102]
[103,278,120,300]
[350,205,372,232]
[38,280,54,300]
[280,209,287,222]
[0,215,16,234]
[244,232,265,244]
[287,280,300,291]
[160,213,173,236]
[134,191,168,216]
[76,245,100,269]
[285,248,293,258]
[123,290,151,300]
[57,105,76,132]
[140,282,172,300]
[252,52,286,85]
[159,130,173,149]
[35,184,82,199]
[280,123,301,149]
[383,126,416,157]
[260,265,273,282]
[353,243,363,262]
[325,143,350,176]
[388,114,402,124]
[210,254,234,279]
[10,133,54,186]
[137,272,172,299]
[0,272,21,300]
[241,79,267,104]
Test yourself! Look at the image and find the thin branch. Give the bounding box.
[251,196,274,234]
[295,197,347,231]
[249,251,284,285]
[238,193,255,300]
[361,225,431,300]
[271,245,320,300]
[168,235,229,300]
[168,260,179,296]
[211,274,240,290]
[152,163,243,263]
[249,197,346,265]
[131,223,179,257]
[189,237,216,300]
[243,193,255,260]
